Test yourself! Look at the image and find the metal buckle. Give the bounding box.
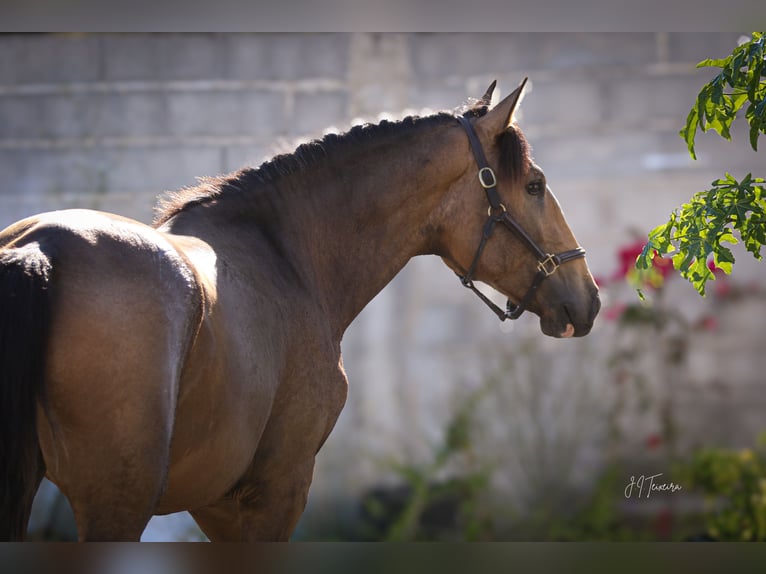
[478,167,497,189]
[486,203,507,217]
[537,254,559,277]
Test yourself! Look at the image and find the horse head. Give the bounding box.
[435,79,600,337]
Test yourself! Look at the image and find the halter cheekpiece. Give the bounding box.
[454,115,586,321]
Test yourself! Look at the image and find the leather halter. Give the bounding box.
[455,115,586,321]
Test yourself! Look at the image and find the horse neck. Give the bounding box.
[286,121,467,337]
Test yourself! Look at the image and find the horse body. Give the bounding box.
[0,81,600,540]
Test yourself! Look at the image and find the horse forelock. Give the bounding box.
[496,123,532,183]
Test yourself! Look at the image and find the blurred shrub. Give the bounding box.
[674,432,766,541]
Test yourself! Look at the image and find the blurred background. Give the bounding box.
[2,32,765,541]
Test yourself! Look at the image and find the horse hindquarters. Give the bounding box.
[0,210,202,541]
[34,219,202,541]
[0,246,51,540]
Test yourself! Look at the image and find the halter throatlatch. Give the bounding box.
[455,115,586,321]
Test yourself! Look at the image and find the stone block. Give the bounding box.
[166,90,286,138]
[103,145,222,193]
[691,119,764,175]
[0,95,45,138]
[667,33,745,64]
[95,92,170,137]
[0,194,53,229]
[0,33,101,85]
[93,190,158,224]
[531,33,658,71]
[409,33,658,83]
[521,77,604,128]
[607,74,709,125]
[408,33,531,81]
[291,90,349,135]
[223,144,274,172]
[102,34,228,82]
[529,130,666,180]
[227,33,349,81]
[0,91,170,140]
[41,94,104,139]
[0,92,153,140]
[406,81,470,114]
[0,148,110,196]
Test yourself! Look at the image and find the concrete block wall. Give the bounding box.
[0,33,351,228]
[2,33,765,540]
[2,33,760,275]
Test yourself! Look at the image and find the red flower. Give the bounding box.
[645,434,662,450]
[614,240,646,280]
[612,240,673,283]
[654,506,673,540]
[707,259,731,298]
[652,252,674,279]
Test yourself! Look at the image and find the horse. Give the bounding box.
[0,79,600,541]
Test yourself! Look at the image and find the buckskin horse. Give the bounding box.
[0,79,599,541]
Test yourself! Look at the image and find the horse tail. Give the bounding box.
[0,245,52,540]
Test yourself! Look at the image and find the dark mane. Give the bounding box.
[153,100,531,226]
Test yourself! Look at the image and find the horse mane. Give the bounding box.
[153,101,532,227]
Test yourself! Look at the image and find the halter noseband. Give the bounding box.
[454,115,586,321]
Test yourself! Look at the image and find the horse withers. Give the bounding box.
[0,79,599,541]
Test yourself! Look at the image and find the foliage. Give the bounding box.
[535,464,655,541]
[638,32,766,295]
[361,384,492,541]
[673,432,766,541]
[343,237,766,542]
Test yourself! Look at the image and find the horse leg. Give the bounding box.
[190,457,316,542]
[40,306,185,541]
[189,498,241,542]
[39,368,176,541]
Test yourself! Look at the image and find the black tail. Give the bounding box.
[0,246,51,540]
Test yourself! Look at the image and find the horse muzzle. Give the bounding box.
[540,288,601,338]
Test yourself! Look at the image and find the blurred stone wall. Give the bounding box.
[2,33,764,540]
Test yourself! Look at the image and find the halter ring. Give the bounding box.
[537,254,560,277]
[487,203,507,217]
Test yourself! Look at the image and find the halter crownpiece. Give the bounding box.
[455,114,586,321]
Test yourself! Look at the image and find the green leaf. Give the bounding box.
[680,106,700,159]
[697,57,729,68]
[730,91,749,114]
[713,245,735,275]
[650,33,766,298]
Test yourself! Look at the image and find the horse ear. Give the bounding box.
[477,77,528,133]
[479,79,497,106]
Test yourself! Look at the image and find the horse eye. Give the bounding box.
[526,180,544,196]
